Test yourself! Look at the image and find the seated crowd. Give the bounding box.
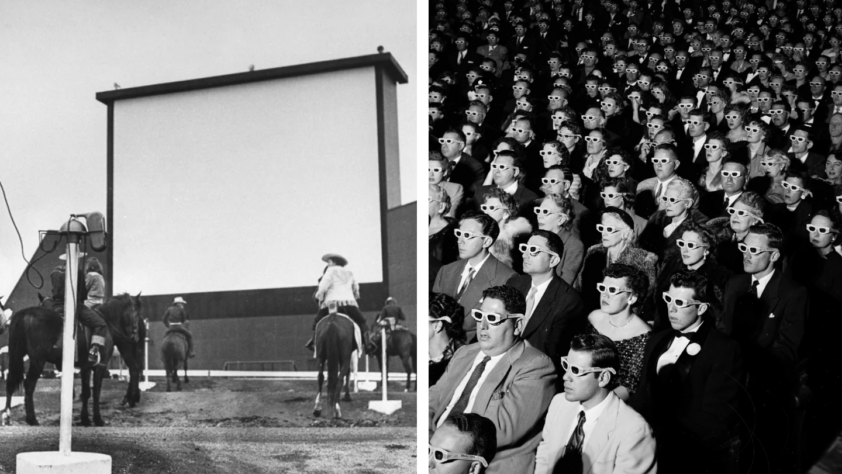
[428,0,842,473]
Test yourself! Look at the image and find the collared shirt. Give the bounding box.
[501,180,519,195]
[438,350,506,427]
[664,214,688,238]
[654,174,678,200]
[583,153,604,179]
[561,393,612,451]
[657,320,704,373]
[692,133,707,162]
[752,269,775,298]
[724,191,743,208]
[458,254,491,292]
[524,277,553,325]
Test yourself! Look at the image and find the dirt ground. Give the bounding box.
[0,376,417,473]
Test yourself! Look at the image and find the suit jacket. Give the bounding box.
[506,274,585,374]
[720,270,808,379]
[535,392,657,474]
[432,254,518,342]
[630,321,745,469]
[430,341,557,474]
[557,227,585,285]
[786,151,827,178]
[476,183,539,212]
[476,44,509,76]
[450,153,486,199]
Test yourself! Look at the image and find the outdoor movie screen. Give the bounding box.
[111,67,383,295]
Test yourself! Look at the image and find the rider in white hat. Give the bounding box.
[163,296,195,358]
[305,253,369,352]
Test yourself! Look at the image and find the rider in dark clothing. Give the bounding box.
[48,262,108,364]
[163,297,195,358]
[376,297,406,331]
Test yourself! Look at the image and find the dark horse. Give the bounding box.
[160,329,189,392]
[368,324,416,392]
[313,313,355,419]
[1,293,143,426]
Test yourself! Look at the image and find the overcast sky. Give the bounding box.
[0,1,417,297]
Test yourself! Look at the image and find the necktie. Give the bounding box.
[566,411,587,454]
[456,267,476,302]
[525,286,538,321]
[655,181,663,201]
[450,356,492,416]
[750,279,760,298]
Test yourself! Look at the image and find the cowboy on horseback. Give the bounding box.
[375,297,406,332]
[305,253,369,354]
[163,296,195,358]
[45,255,108,364]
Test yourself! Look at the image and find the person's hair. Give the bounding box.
[748,222,784,250]
[494,149,527,183]
[543,193,574,230]
[667,177,699,208]
[681,221,717,252]
[600,178,636,209]
[747,120,771,139]
[734,191,765,218]
[783,169,811,192]
[430,184,452,216]
[430,292,465,341]
[531,229,565,264]
[569,333,621,390]
[459,211,500,242]
[654,142,679,161]
[560,121,583,137]
[670,269,711,304]
[764,148,790,170]
[444,127,467,143]
[542,140,570,166]
[429,150,453,177]
[603,263,649,313]
[604,91,625,113]
[491,136,524,159]
[724,104,748,123]
[482,285,526,315]
[483,187,519,218]
[440,414,498,465]
[814,210,842,246]
[706,131,730,158]
[85,257,103,275]
[650,80,677,103]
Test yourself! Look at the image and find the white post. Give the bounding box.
[59,239,79,456]
[368,325,400,414]
[380,326,387,400]
[138,319,155,391]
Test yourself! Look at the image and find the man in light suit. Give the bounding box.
[506,230,585,378]
[433,212,518,342]
[630,270,745,474]
[535,334,657,474]
[476,30,509,78]
[430,285,557,474]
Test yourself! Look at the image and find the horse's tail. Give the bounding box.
[6,312,27,396]
[411,334,417,373]
[324,323,341,410]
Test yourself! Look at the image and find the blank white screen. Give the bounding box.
[112,67,382,295]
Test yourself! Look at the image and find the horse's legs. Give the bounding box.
[92,365,106,426]
[23,359,45,426]
[118,341,140,407]
[401,354,412,392]
[79,367,92,426]
[337,357,351,418]
[342,356,352,402]
[183,348,189,384]
[313,360,324,417]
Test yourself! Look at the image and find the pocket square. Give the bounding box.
[491,390,505,401]
[769,313,775,319]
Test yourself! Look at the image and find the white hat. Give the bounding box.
[173,297,187,305]
[58,252,87,261]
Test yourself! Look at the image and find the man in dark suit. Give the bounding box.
[429,285,556,473]
[475,150,539,213]
[433,212,518,343]
[509,22,537,63]
[697,160,748,219]
[630,270,745,474]
[441,128,486,200]
[506,230,585,377]
[720,223,809,474]
[786,127,827,178]
[449,34,484,83]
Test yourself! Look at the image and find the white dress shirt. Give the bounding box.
[657,319,704,373]
[752,269,775,298]
[561,393,612,451]
[523,277,553,326]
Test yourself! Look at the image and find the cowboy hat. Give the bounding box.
[173,297,187,305]
[58,252,87,261]
[321,253,348,266]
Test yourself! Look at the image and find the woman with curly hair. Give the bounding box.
[535,192,584,285]
[582,263,652,399]
[638,178,709,262]
[699,131,731,192]
[429,292,466,385]
[600,178,646,242]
